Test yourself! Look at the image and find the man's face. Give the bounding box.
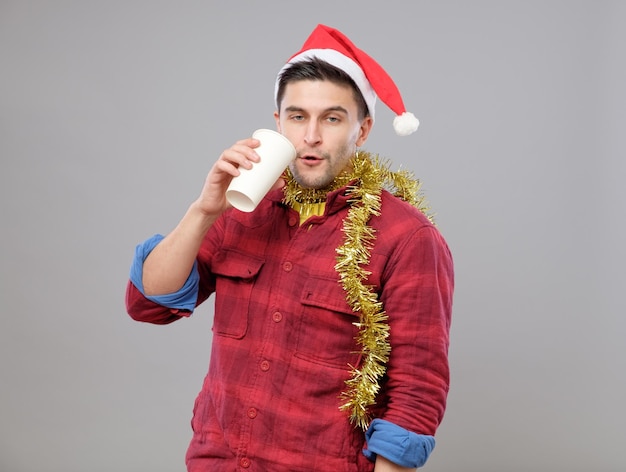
[274,80,373,189]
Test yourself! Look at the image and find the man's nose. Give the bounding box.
[304,121,322,146]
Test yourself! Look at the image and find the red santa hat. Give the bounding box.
[275,24,419,136]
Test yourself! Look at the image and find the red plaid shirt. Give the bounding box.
[126,185,454,472]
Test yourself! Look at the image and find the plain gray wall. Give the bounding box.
[1,1,624,471]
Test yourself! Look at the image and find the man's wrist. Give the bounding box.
[374,454,417,471]
[187,200,220,232]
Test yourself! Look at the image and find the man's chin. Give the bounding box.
[291,170,332,190]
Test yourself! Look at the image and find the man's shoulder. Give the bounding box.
[373,191,452,262]
[378,189,434,228]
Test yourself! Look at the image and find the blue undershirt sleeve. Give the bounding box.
[129,234,200,312]
[362,418,435,468]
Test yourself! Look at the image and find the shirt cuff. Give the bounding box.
[363,418,436,468]
[129,234,200,312]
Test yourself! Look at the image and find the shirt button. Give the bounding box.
[288,216,298,226]
[260,360,270,372]
[283,261,293,272]
[240,457,251,468]
[247,407,258,419]
[272,311,283,322]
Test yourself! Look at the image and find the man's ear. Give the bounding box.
[274,110,281,133]
[355,116,373,147]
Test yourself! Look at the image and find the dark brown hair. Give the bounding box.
[275,57,370,120]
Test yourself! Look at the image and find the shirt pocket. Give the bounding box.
[211,249,264,339]
[295,275,361,369]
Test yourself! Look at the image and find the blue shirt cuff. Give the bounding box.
[363,419,435,468]
[129,234,200,311]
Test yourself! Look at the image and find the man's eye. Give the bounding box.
[327,116,339,123]
[291,115,304,121]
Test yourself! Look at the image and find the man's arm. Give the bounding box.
[141,137,263,296]
[380,224,454,433]
[364,222,453,469]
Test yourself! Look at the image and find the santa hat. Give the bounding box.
[275,24,419,136]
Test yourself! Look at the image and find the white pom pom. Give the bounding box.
[393,111,419,136]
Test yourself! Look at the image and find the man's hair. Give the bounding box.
[276,57,370,120]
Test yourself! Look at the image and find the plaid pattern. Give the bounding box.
[126,185,454,472]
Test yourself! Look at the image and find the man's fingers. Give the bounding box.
[220,140,261,171]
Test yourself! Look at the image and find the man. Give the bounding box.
[126,24,454,471]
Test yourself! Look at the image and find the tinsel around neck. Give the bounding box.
[282,151,433,222]
[283,151,433,429]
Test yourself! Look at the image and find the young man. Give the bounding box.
[126,25,454,471]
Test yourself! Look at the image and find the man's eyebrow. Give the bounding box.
[325,106,349,114]
[283,105,349,114]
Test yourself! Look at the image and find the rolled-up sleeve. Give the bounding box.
[363,418,435,468]
[129,233,200,312]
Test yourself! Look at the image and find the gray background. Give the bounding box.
[1,1,624,471]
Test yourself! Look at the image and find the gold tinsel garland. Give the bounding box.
[283,151,433,430]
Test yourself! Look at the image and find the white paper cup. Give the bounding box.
[226,129,296,212]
